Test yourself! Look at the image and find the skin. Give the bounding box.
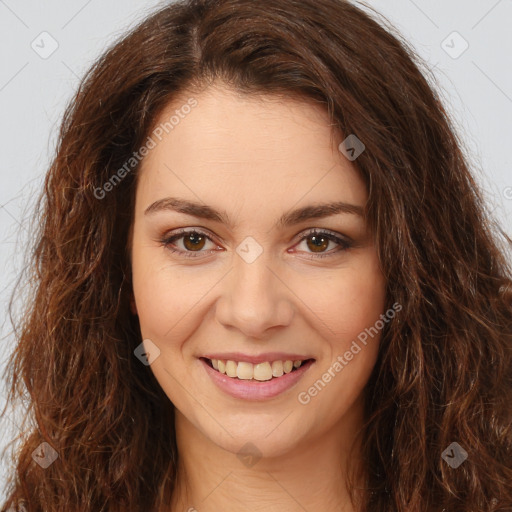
[129,82,387,512]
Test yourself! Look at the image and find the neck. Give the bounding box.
[169,396,366,512]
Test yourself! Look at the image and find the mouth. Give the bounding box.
[200,357,316,381]
[199,355,316,400]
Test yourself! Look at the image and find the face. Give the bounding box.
[130,82,386,458]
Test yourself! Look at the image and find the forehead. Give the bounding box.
[136,83,367,216]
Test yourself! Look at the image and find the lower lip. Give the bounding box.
[200,358,315,401]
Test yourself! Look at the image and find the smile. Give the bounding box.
[203,357,313,381]
[199,356,316,401]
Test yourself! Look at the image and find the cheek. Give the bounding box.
[296,273,386,427]
[308,260,386,408]
[131,243,223,353]
[335,268,386,338]
[131,244,193,341]
[292,254,386,344]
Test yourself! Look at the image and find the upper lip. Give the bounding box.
[201,352,315,364]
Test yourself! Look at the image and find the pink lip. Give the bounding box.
[199,357,315,401]
[202,352,313,364]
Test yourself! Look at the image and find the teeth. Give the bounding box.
[225,360,237,377]
[271,360,283,377]
[254,362,273,381]
[236,361,253,380]
[208,358,308,380]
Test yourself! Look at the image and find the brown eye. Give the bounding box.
[306,234,330,253]
[183,232,206,251]
[161,228,351,260]
[294,229,352,259]
[161,229,217,258]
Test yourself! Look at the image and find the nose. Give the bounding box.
[214,250,295,339]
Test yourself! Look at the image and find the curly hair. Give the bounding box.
[1,0,511,510]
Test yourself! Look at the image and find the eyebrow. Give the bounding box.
[144,197,365,228]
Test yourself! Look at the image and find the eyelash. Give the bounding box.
[160,228,353,259]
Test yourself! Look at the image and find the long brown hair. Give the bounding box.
[2,0,511,510]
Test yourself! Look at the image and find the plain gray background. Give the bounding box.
[0,0,511,498]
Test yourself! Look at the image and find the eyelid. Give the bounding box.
[160,227,353,259]
[293,228,352,258]
[160,227,220,258]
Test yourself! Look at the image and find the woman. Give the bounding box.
[1,0,511,510]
